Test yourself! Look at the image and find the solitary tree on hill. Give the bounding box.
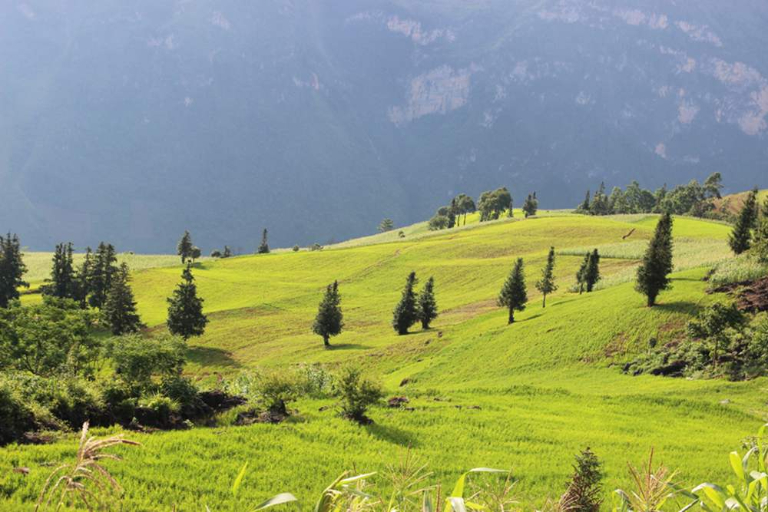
[223,245,233,258]
[535,247,557,307]
[378,218,394,233]
[418,276,438,329]
[393,271,419,335]
[42,242,77,300]
[498,258,527,324]
[177,231,194,263]
[88,242,118,309]
[585,249,600,292]
[258,228,270,254]
[103,263,142,335]
[728,188,759,255]
[636,213,674,307]
[312,281,344,348]
[0,233,28,308]
[167,263,208,339]
[576,252,590,294]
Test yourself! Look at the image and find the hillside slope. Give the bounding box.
[3,212,767,510]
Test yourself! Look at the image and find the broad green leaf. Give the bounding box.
[232,462,248,497]
[254,493,297,510]
[449,468,507,498]
[730,452,745,482]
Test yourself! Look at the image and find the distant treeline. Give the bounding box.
[575,173,725,217]
[427,187,539,231]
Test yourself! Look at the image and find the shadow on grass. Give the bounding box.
[365,423,419,447]
[187,346,241,369]
[327,343,367,351]
[654,301,704,316]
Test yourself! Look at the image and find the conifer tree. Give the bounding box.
[167,263,208,339]
[507,198,514,218]
[418,276,438,329]
[728,188,759,255]
[258,228,270,254]
[177,230,193,263]
[447,199,457,228]
[392,271,419,335]
[585,249,601,292]
[562,448,603,512]
[223,245,233,258]
[312,281,344,348]
[578,190,591,213]
[755,196,768,263]
[535,247,557,307]
[102,263,142,335]
[636,213,674,307]
[0,233,28,308]
[42,242,77,299]
[576,252,590,294]
[498,258,527,324]
[88,242,118,309]
[74,247,93,308]
[378,218,394,233]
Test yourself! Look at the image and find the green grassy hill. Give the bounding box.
[3,212,766,510]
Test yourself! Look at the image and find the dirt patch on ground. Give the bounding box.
[736,277,768,312]
[711,276,768,313]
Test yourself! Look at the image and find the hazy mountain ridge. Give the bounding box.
[1,0,766,252]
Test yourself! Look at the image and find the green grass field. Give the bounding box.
[3,212,766,511]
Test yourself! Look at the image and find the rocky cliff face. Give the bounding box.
[0,0,766,252]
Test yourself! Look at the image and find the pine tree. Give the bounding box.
[578,190,591,213]
[636,213,674,307]
[576,252,591,294]
[498,258,527,324]
[561,448,603,512]
[507,198,514,218]
[167,263,208,339]
[42,242,77,299]
[378,218,394,233]
[447,199,457,228]
[535,247,557,307]
[418,276,438,329]
[728,188,759,255]
[223,245,232,258]
[88,242,118,309]
[0,233,28,308]
[74,247,93,308]
[177,230,193,263]
[755,196,768,263]
[585,249,600,292]
[102,263,142,335]
[312,281,344,348]
[392,271,419,335]
[258,228,270,254]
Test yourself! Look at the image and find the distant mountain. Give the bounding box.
[1,0,767,252]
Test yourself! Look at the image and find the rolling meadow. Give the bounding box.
[3,209,767,510]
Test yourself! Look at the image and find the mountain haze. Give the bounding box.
[1,0,767,251]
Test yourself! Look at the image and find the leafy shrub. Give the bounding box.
[138,394,180,427]
[0,382,35,445]
[225,370,297,414]
[107,334,186,390]
[292,245,300,252]
[49,378,105,429]
[161,376,203,416]
[335,367,384,424]
[293,364,334,398]
[310,243,323,251]
[0,297,97,377]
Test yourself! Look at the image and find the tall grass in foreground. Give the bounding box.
[36,424,768,511]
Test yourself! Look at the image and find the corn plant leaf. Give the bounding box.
[254,493,297,510]
[449,468,507,498]
[338,472,376,485]
[447,497,467,512]
[232,462,248,497]
[693,483,726,509]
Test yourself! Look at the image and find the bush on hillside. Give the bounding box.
[335,367,384,424]
[0,382,36,446]
[107,334,186,391]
